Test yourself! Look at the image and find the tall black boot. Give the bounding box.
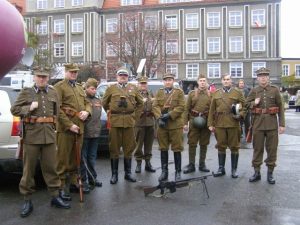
[145,160,156,173]
[249,170,261,182]
[214,153,226,177]
[267,169,275,184]
[231,153,239,178]
[174,152,181,181]
[124,158,136,182]
[135,161,142,173]
[158,151,168,181]
[110,158,119,184]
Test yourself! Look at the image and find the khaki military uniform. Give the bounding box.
[184,89,211,165]
[11,85,61,199]
[207,88,245,153]
[102,83,144,158]
[54,79,92,188]
[153,87,185,151]
[134,90,158,161]
[246,84,285,171]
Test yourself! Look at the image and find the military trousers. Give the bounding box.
[134,126,155,161]
[187,126,211,164]
[215,127,240,153]
[20,143,60,199]
[109,127,136,159]
[56,131,83,187]
[157,127,184,152]
[252,129,278,171]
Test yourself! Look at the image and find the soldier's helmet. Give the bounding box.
[193,116,207,129]
[32,66,51,76]
[231,103,241,116]
[163,72,175,80]
[256,67,270,76]
[64,63,80,72]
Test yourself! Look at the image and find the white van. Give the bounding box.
[0,71,34,90]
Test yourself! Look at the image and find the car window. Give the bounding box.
[0,87,20,104]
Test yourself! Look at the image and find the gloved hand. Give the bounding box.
[160,113,170,121]
[30,101,38,111]
[158,118,166,128]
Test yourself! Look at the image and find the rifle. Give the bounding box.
[75,133,84,202]
[143,173,214,198]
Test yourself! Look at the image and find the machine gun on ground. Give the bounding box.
[143,173,214,198]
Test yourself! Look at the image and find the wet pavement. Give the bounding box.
[0,109,300,225]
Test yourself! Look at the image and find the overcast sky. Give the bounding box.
[281,0,300,58]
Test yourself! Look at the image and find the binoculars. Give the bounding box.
[118,96,128,108]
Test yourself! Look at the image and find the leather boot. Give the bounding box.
[231,153,239,178]
[135,161,142,173]
[199,162,210,172]
[174,152,181,181]
[199,146,210,172]
[124,158,136,182]
[267,169,275,184]
[20,200,33,218]
[158,151,168,181]
[51,196,71,209]
[110,158,119,184]
[214,153,226,177]
[249,170,261,182]
[59,190,72,201]
[183,163,195,174]
[145,160,156,173]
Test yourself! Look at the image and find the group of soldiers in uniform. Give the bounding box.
[11,63,285,218]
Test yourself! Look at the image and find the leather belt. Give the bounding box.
[216,111,232,115]
[111,111,134,115]
[190,110,207,117]
[24,116,55,123]
[252,107,279,115]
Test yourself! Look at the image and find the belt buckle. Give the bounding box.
[262,109,267,114]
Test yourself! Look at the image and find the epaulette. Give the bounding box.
[48,85,54,89]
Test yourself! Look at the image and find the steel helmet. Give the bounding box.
[231,103,241,116]
[193,116,207,129]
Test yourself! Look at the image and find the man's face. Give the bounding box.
[198,78,207,90]
[138,82,148,91]
[222,75,232,88]
[34,75,49,88]
[85,86,97,97]
[116,74,129,84]
[257,75,269,86]
[238,81,245,89]
[163,78,174,88]
[65,70,78,81]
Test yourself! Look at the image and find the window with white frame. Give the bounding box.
[165,15,178,30]
[186,38,199,54]
[207,12,220,28]
[144,16,157,30]
[252,62,266,77]
[186,13,199,29]
[207,37,221,54]
[37,0,47,9]
[207,63,220,78]
[229,11,242,27]
[106,18,118,33]
[54,43,65,57]
[54,0,64,8]
[106,43,117,57]
[121,0,142,6]
[166,64,178,78]
[54,19,65,34]
[230,62,243,78]
[296,65,300,77]
[37,21,47,35]
[72,18,83,33]
[251,9,265,27]
[166,39,178,55]
[282,65,289,76]
[252,35,265,52]
[72,0,83,6]
[186,64,199,79]
[229,36,243,53]
[72,42,83,57]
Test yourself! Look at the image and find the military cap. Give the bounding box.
[163,72,175,80]
[32,66,50,76]
[137,76,148,83]
[85,78,98,88]
[116,67,129,76]
[64,63,79,72]
[256,67,270,76]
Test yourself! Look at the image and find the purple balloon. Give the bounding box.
[0,1,26,79]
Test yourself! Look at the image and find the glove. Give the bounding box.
[30,101,38,111]
[158,118,166,128]
[160,113,170,121]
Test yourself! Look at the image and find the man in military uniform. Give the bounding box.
[246,68,285,184]
[54,63,92,198]
[152,73,185,181]
[207,74,245,178]
[102,67,144,184]
[237,79,251,138]
[134,76,157,173]
[11,67,70,218]
[183,74,211,174]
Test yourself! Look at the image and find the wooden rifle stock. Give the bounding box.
[246,127,252,143]
[75,133,84,202]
